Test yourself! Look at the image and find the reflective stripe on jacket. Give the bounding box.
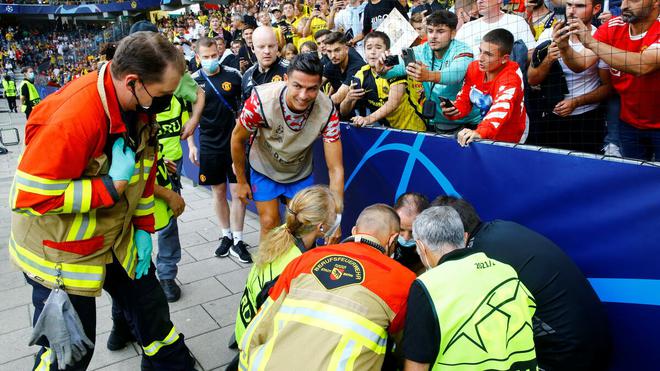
[9,62,158,297]
[239,242,416,370]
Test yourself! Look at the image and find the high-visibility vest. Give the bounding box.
[153,151,174,231]
[9,63,156,297]
[417,251,538,370]
[2,79,17,97]
[235,237,303,343]
[156,95,189,162]
[20,80,40,112]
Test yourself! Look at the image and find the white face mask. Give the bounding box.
[416,245,432,272]
[323,214,342,239]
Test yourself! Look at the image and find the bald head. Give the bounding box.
[252,26,279,68]
[354,204,400,248]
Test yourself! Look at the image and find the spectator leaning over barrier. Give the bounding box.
[323,31,367,104]
[553,0,659,161]
[527,0,611,154]
[403,206,537,371]
[382,11,480,134]
[340,31,427,131]
[444,29,529,146]
[432,196,612,370]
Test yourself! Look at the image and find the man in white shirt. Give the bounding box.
[456,0,537,55]
[331,0,367,56]
[527,0,610,154]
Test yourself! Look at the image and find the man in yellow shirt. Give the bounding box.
[301,0,332,43]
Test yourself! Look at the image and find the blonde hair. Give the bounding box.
[254,185,343,266]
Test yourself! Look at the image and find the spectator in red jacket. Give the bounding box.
[442,28,528,146]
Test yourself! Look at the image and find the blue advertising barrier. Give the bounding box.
[183,123,660,369]
[0,0,159,15]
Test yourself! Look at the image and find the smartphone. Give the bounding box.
[401,48,416,67]
[384,55,399,67]
[554,7,566,23]
[315,4,321,10]
[350,76,362,89]
[439,96,454,108]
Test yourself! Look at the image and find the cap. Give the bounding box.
[129,20,159,34]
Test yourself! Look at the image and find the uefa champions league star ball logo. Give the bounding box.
[6,5,14,12]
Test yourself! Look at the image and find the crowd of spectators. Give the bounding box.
[144,0,657,160]
[1,23,114,86]
[6,0,657,160]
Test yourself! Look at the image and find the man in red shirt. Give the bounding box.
[442,28,528,146]
[554,0,659,160]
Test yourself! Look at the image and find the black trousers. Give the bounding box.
[6,96,17,112]
[528,108,605,154]
[27,254,194,370]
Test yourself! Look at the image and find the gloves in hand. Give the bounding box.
[29,288,93,370]
[108,137,136,182]
[134,229,153,279]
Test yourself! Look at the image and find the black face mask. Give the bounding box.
[131,80,172,115]
[142,93,173,114]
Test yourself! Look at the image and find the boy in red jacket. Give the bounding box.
[442,28,528,146]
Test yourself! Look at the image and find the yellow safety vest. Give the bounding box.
[2,79,17,97]
[156,95,189,162]
[417,251,538,370]
[153,151,174,231]
[235,237,303,343]
[20,80,40,112]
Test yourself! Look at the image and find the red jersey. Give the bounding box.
[239,89,341,143]
[451,61,527,143]
[593,16,660,129]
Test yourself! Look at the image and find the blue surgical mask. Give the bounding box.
[201,58,220,74]
[26,72,35,81]
[397,235,416,248]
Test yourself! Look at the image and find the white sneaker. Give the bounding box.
[603,143,621,157]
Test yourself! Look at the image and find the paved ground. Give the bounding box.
[0,105,257,370]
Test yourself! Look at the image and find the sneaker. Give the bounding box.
[107,323,135,351]
[160,279,181,302]
[228,333,238,349]
[230,241,252,263]
[215,236,233,257]
[603,143,621,157]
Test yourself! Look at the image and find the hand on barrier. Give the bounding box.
[134,229,153,279]
[109,137,136,182]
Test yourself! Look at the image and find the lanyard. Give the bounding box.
[200,70,235,114]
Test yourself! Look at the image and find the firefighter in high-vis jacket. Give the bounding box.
[239,204,416,371]
[9,32,196,370]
